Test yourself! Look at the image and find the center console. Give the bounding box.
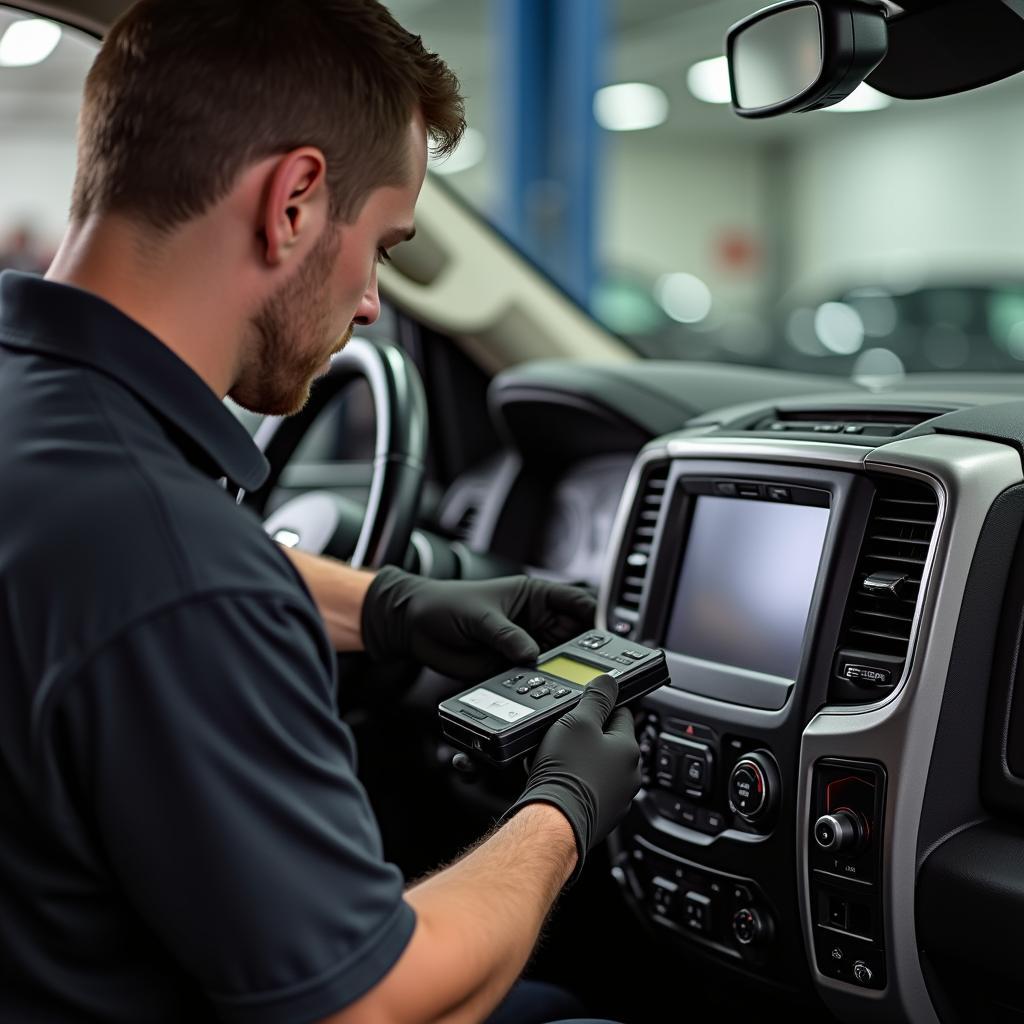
[597,428,1022,1023]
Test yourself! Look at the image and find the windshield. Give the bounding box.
[388,0,1024,379]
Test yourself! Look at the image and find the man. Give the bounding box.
[0,2,641,1023]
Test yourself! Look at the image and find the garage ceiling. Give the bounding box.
[4,0,1024,148]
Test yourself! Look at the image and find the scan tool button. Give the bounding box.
[530,688,551,699]
[553,688,572,699]
[516,686,531,695]
[527,677,546,689]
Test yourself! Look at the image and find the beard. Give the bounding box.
[230,229,353,417]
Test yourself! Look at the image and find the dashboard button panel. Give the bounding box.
[616,836,775,966]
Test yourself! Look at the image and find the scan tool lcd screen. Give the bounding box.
[538,656,607,686]
[663,495,830,681]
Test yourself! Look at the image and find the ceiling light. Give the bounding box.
[594,83,669,132]
[429,127,486,176]
[852,347,905,386]
[0,18,61,68]
[786,308,826,356]
[687,56,731,105]
[655,273,712,324]
[824,83,891,113]
[815,302,865,354]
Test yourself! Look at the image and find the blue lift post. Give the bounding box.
[493,0,607,310]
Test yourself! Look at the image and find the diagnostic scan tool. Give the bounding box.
[439,630,669,766]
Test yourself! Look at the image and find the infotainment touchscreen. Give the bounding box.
[663,495,830,682]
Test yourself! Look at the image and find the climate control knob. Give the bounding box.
[728,750,780,824]
[813,810,866,853]
[732,907,765,946]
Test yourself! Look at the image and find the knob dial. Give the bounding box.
[853,960,873,985]
[813,810,865,853]
[728,750,780,824]
[732,907,764,946]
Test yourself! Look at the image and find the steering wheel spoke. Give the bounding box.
[248,338,427,569]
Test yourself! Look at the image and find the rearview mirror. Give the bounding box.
[727,0,889,118]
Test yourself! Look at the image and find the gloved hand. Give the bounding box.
[504,674,641,883]
[360,568,596,680]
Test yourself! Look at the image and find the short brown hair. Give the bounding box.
[72,0,465,231]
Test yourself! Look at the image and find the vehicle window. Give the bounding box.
[0,8,97,274]
[290,379,376,464]
[387,0,1024,378]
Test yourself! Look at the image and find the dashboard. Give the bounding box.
[439,359,1024,1024]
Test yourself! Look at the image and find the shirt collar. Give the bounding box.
[0,271,269,492]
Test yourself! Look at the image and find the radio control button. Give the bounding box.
[530,688,551,699]
[684,755,706,786]
[527,678,546,689]
[516,686,531,694]
[552,688,571,699]
[728,751,780,824]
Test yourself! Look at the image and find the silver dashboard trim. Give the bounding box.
[800,435,1022,1024]
[600,431,1024,1023]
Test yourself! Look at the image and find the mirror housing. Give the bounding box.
[728,0,889,118]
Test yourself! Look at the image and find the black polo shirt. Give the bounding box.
[0,272,415,1023]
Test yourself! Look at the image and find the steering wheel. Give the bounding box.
[247,338,427,569]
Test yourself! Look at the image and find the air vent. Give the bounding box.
[609,463,669,635]
[831,477,939,701]
[751,407,944,438]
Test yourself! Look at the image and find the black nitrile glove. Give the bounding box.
[361,567,596,680]
[505,674,641,883]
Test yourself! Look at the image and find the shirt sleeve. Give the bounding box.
[52,590,416,1024]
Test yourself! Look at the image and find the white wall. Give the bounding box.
[600,132,772,314]
[785,95,1024,299]
[0,136,78,248]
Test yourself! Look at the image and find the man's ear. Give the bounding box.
[260,147,329,268]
